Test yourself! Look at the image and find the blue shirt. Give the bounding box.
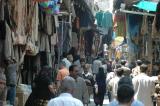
[96,11,113,28]
[109,100,144,106]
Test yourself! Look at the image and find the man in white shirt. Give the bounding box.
[48,76,83,106]
[109,77,144,106]
[132,64,159,106]
[108,68,124,100]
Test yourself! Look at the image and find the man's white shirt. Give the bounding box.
[48,93,83,106]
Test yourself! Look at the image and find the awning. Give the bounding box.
[134,0,158,12]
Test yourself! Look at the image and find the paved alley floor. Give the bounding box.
[88,95,109,106]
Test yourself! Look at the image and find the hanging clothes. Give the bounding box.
[114,12,126,37]
[39,31,50,53]
[57,22,71,54]
[102,27,113,45]
[95,11,113,29]
[84,29,94,56]
[127,14,142,61]
[4,22,15,61]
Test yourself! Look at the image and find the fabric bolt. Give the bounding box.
[72,77,89,104]
[48,93,83,106]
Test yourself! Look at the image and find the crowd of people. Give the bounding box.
[24,48,160,106]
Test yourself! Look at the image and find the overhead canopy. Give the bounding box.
[134,0,158,12]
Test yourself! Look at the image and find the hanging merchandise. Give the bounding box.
[114,12,126,37]
[152,1,160,37]
[12,32,27,45]
[26,38,39,56]
[39,0,60,14]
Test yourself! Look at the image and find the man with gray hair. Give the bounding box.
[48,76,83,106]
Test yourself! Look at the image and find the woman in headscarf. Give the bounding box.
[25,66,55,106]
[94,67,106,106]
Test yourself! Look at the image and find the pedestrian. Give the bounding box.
[56,62,69,90]
[109,77,144,106]
[79,57,86,76]
[82,64,95,100]
[67,54,73,64]
[101,59,108,75]
[120,60,131,76]
[132,64,159,106]
[62,52,72,69]
[92,57,102,75]
[69,65,89,105]
[25,66,55,106]
[108,68,124,100]
[107,60,113,73]
[48,76,83,106]
[131,60,142,77]
[94,67,106,106]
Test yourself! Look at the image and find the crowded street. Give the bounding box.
[1,0,160,106]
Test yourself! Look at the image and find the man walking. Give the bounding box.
[48,76,83,106]
[132,64,159,106]
[69,65,89,105]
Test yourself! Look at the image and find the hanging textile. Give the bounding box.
[95,11,113,29]
[84,29,94,56]
[114,12,126,37]
[127,14,142,61]
[57,21,71,54]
